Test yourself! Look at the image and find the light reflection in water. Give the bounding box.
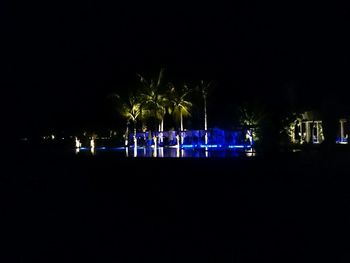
[133,145,137,157]
[76,146,256,158]
[153,146,157,157]
[245,148,255,157]
[90,147,96,155]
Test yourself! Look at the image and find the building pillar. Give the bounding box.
[300,121,303,144]
[316,122,320,143]
[306,122,311,143]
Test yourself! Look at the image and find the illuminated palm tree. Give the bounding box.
[198,80,212,145]
[115,94,141,147]
[237,102,266,145]
[138,68,167,131]
[168,83,192,143]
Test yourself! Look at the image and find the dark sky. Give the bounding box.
[3,2,350,136]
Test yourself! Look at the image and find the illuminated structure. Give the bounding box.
[291,111,348,144]
[128,128,253,149]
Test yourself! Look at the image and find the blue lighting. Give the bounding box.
[111,147,126,150]
[181,145,195,148]
[199,144,221,148]
[96,147,106,150]
[77,144,253,152]
[228,145,251,149]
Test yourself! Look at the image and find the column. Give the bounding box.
[306,122,310,143]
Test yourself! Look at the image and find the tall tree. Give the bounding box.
[168,83,192,143]
[138,68,167,132]
[115,94,141,147]
[198,80,212,144]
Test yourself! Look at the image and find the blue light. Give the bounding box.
[111,147,125,150]
[200,144,221,148]
[97,147,106,150]
[228,145,252,149]
[181,145,195,148]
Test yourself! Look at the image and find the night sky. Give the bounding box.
[3,2,350,137]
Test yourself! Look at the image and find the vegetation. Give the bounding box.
[110,68,348,149]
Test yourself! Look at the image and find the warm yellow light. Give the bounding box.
[125,147,129,157]
[90,147,95,155]
[75,137,81,148]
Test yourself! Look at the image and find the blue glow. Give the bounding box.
[181,145,196,148]
[228,145,251,149]
[110,147,125,150]
[96,147,106,150]
[80,147,88,150]
[199,144,221,148]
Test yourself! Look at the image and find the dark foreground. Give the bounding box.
[2,149,350,262]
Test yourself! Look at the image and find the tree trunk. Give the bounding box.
[180,112,183,131]
[180,112,184,144]
[159,119,164,143]
[204,96,208,144]
[125,121,129,146]
[133,121,137,148]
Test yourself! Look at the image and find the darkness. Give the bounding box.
[3,3,350,262]
[3,2,350,137]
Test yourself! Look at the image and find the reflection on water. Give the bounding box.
[76,146,256,158]
[133,145,137,157]
[90,146,96,155]
[245,148,256,157]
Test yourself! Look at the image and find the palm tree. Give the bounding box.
[168,83,192,144]
[115,94,141,147]
[138,68,167,132]
[237,102,266,145]
[198,80,212,145]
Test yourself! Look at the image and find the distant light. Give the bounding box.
[228,145,251,149]
[90,147,95,155]
[90,139,95,148]
[75,137,81,148]
[181,145,195,148]
[111,147,125,150]
[133,145,137,157]
[200,144,221,148]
